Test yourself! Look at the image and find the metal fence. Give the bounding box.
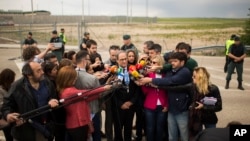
[0,23,83,45]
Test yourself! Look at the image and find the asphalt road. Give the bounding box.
[0,46,249,141]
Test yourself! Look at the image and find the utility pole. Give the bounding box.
[126,0,129,24]
[62,0,63,16]
[81,0,85,44]
[31,0,34,25]
[130,0,132,23]
[88,0,90,16]
[82,0,84,22]
[146,0,148,24]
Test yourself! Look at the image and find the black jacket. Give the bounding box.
[50,37,63,52]
[228,43,246,63]
[191,84,222,124]
[1,77,57,141]
[112,66,138,108]
[152,67,192,114]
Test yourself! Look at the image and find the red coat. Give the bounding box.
[141,72,168,110]
[60,86,105,129]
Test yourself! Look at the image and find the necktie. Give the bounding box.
[124,68,130,86]
[124,68,130,93]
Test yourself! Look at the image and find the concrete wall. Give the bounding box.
[0,15,156,24]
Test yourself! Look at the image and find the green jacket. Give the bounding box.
[59,33,67,44]
[225,39,234,55]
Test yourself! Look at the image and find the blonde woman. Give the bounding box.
[56,66,112,141]
[189,67,222,139]
[141,55,168,141]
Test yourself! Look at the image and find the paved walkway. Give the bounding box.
[0,45,249,141]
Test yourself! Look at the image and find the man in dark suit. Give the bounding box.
[112,51,138,141]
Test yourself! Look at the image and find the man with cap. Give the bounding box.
[224,34,236,73]
[79,32,90,51]
[225,36,247,90]
[121,34,138,56]
[22,32,38,49]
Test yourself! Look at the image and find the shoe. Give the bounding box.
[238,86,245,90]
[225,80,230,89]
[238,82,245,90]
[101,131,106,138]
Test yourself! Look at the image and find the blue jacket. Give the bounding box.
[152,66,192,114]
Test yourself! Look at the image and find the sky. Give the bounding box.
[0,0,249,18]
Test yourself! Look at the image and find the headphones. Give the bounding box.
[22,62,33,76]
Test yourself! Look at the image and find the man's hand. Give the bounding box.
[147,65,162,72]
[148,83,158,88]
[162,107,168,112]
[106,75,117,84]
[48,99,59,108]
[100,72,109,79]
[7,113,20,123]
[91,62,101,68]
[134,80,140,86]
[121,101,133,110]
[6,113,25,126]
[138,77,152,85]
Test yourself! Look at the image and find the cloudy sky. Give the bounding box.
[0,0,249,18]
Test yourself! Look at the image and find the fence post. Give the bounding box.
[19,24,23,59]
[78,22,81,50]
[54,22,57,30]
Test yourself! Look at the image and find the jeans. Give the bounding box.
[168,111,189,141]
[145,106,167,141]
[204,123,216,129]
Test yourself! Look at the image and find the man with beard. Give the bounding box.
[80,32,91,51]
[22,32,38,49]
[103,45,120,141]
[1,61,59,141]
[74,50,102,141]
[87,39,105,72]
